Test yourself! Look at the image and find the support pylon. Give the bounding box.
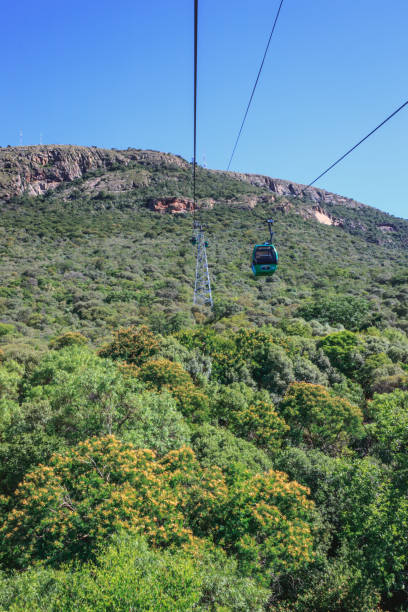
[193,223,213,307]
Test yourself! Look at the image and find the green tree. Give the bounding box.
[49,331,88,350]
[0,437,198,568]
[24,346,145,443]
[358,352,407,397]
[253,344,295,395]
[298,295,372,331]
[280,382,364,454]
[211,467,315,580]
[191,423,273,475]
[318,331,362,378]
[210,382,288,454]
[367,389,408,472]
[0,536,269,611]
[138,358,210,421]
[1,436,316,581]
[276,446,406,601]
[99,325,159,365]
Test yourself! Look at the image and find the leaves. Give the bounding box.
[280,382,364,454]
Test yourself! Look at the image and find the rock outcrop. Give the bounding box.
[148,197,195,214]
[379,224,397,233]
[147,197,216,214]
[0,145,367,216]
[304,205,342,226]
[0,144,382,226]
[223,171,366,211]
[1,145,406,247]
[0,145,188,200]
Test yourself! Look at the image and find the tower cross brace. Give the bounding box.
[193,224,213,308]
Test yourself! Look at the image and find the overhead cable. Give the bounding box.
[304,98,408,191]
[227,0,285,171]
[193,0,198,217]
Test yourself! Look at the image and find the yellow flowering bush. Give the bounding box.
[0,436,315,577]
[99,325,159,365]
[0,436,195,567]
[138,358,210,421]
[230,399,289,452]
[49,331,88,350]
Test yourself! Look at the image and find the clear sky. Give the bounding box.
[2,0,407,218]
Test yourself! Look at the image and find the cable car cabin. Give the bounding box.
[251,243,278,277]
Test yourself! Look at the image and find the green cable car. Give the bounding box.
[251,219,278,277]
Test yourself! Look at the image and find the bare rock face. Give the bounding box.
[147,197,216,214]
[225,170,366,211]
[148,197,195,214]
[126,149,188,170]
[0,146,129,199]
[0,144,368,217]
[379,224,397,233]
[303,205,343,226]
[0,145,189,200]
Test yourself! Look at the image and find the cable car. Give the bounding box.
[251,219,278,277]
[191,236,209,248]
[191,222,209,247]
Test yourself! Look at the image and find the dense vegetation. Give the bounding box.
[1,152,408,348]
[1,149,408,610]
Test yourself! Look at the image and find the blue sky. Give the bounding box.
[2,0,407,218]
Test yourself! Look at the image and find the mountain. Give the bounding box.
[0,144,407,343]
[1,145,407,245]
[2,145,408,610]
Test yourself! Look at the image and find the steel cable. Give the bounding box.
[227,0,285,171]
[303,99,408,192]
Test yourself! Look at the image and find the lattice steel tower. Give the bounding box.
[191,0,212,309]
[193,222,213,307]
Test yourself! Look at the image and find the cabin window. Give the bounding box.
[254,246,276,264]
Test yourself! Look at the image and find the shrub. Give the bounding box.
[99,325,159,365]
[191,423,273,475]
[49,331,88,350]
[0,323,15,337]
[280,382,364,454]
[138,358,210,421]
[318,330,362,378]
[298,296,372,331]
[1,436,316,580]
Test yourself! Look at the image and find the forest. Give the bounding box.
[1,149,408,610]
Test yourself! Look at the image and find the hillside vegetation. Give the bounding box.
[0,146,408,345]
[1,146,408,610]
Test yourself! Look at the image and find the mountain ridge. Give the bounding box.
[0,144,373,213]
[1,144,407,253]
[0,143,407,342]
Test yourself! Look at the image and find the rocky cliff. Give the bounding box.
[0,144,406,249]
[0,145,364,213]
[0,145,188,200]
[229,171,365,209]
